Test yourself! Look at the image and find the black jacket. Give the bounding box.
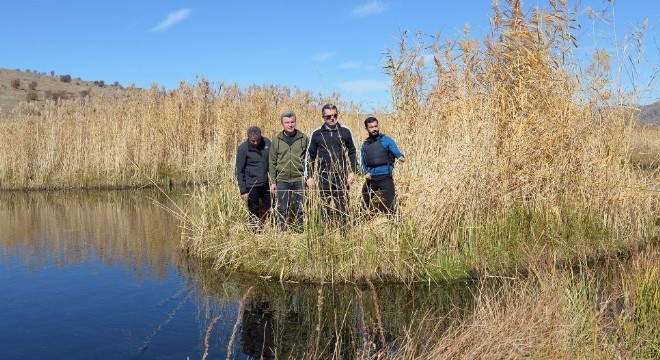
[305,124,357,177]
[235,137,271,194]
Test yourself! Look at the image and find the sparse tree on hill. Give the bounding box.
[11,79,20,89]
[28,81,37,90]
[60,74,72,83]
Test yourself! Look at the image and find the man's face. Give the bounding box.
[248,135,262,148]
[366,121,379,137]
[282,116,297,134]
[322,109,338,127]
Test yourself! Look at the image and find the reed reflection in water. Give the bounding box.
[0,190,477,359]
[0,190,182,280]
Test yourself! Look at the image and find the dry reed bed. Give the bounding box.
[182,0,657,283]
[0,82,354,189]
[388,246,659,359]
[0,0,656,284]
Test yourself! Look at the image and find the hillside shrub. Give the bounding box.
[11,79,20,89]
[25,90,38,101]
[44,90,69,101]
[28,81,37,90]
[60,74,72,83]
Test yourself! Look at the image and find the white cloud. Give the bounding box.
[350,1,389,17]
[312,52,336,62]
[337,80,389,93]
[150,8,192,32]
[340,61,362,69]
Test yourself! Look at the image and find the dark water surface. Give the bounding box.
[0,190,474,359]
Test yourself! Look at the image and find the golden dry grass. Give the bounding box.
[0,81,357,189]
[178,0,658,284]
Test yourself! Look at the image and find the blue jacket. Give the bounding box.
[360,134,404,176]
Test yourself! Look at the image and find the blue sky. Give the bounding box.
[1,1,657,110]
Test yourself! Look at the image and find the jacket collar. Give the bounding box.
[277,129,303,141]
[322,123,341,131]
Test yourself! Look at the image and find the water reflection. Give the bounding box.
[0,190,476,359]
[186,262,476,359]
[0,190,183,281]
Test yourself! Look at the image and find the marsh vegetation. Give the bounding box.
[0,0,657,358]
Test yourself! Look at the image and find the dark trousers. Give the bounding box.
[247,183,272,229]
[275,181,305,232]
[362,174,396,213]
[319,172,349,224]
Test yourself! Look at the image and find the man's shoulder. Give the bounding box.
[337,124,355,141]
[338,123,353,133]
[309,126,324,138]
[379,134,396,144]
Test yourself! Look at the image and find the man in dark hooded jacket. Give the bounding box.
[236,126,271,230]
[305,104,357,225]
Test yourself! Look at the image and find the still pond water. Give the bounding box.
[0,190,475,359]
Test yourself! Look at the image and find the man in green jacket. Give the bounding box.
[269,111,309,232]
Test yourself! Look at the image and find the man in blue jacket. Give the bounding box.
[236,126,271,230]
[360,117,405,214]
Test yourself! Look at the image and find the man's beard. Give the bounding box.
[370,130,379,137]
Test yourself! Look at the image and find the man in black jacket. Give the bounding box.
[236,126,271,230]
[305,104,357,225]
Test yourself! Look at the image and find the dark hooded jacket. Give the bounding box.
[235,137,271,194]
[304,124,357,178]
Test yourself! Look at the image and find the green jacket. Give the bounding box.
[269,130,309,183]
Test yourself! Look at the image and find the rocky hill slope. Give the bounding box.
[0,68,129,113]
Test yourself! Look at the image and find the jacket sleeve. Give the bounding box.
[235,144,247,194]
[304,131,317,179]
[344,129,358,173]
[383,136,404,159]
[268,138,277,184]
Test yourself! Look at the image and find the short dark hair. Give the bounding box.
[321,103,338,115]
[364,116,378,128]
[247,126,262,138]
[280,111,296,121]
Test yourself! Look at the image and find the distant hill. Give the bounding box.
[0,68,129,113]
[638,101,660,125]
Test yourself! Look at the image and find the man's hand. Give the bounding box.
[347,172,355,185]
[364,173,372,180]
[269,184,277,194]
[398,156,406,163]
[240,193,249,201]
[306,178,315,188]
